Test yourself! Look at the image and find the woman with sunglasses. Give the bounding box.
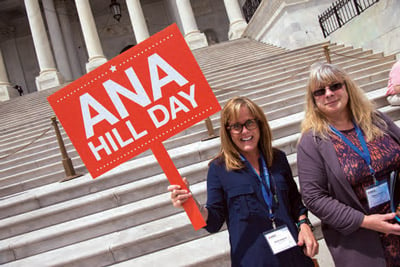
[168,96,318,266]
[297,62,400,267]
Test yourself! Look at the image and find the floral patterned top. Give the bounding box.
[331,128,400,267]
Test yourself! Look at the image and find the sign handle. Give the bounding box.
[151,142,207,230]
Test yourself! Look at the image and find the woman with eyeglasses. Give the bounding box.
[168,96,318,266]
[297,62,400,267]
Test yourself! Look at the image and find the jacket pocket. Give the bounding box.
[227,185,258,220]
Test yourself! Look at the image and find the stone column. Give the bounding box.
[126,0,150,44]
[175,0,208,50]
[42,0,73,81]
[0,49,16,101]
[224,0,247,40]
[57,0,83,79]
[24,0,64,91]
[75,0,107,72]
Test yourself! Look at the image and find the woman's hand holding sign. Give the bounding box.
[168,177,208,221]
[168,177,191,208]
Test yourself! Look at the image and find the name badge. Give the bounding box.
[365,181,390,209]
[263,225,297,255]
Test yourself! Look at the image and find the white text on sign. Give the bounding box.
[79,53,199,161]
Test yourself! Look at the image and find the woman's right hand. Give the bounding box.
[361,213,400,235]
[167,177,192,208]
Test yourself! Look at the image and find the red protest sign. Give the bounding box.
[48,23,220,230]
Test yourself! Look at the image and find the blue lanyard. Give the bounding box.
[329,122,377,183]
[240,154,275,220]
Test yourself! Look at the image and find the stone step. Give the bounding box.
[0,142,76,171]
[177,71,390,139]
[1,212,207,267]
[194,40,327,71]
[0,117,54,146]
[210,58,393,93]
[113,231,231,267]
[0,46,391,154]
[194,39,286,69]
[0,137,220,219]
[0,82,302,188]
[203,43,352,82]
[0,153,83,190]
[0,116,51,141]
[0,169,327,267]
[1,101,397,260]
[0,38,398,266]
[0,43,316,146]
[0,168,75,199]
[112,215,335,267]
[0,88,59,130]
[0,173,209,263]
[0,160,208,240]
[0,84,394,197]
[0,132,68,164]
[0,140,300,241]
[0,147,80,179]
[2,165,325,266]
[0,103,53,126]
[0,82,392,191]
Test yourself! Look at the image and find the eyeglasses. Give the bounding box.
[227,119,258,134]
[312,82,344,97]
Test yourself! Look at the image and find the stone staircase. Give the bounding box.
[0,38,399,267]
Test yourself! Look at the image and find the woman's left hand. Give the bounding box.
[297,224,319,258]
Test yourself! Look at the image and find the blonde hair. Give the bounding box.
[301,62,386,141]
[216,96,274,170]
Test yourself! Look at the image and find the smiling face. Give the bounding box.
[313,82,349,120]
[219,97,273,170]
[227,106,260,158]
[306,63,354,124]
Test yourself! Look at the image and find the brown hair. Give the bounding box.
[215,96,274,170]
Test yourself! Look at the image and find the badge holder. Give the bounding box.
[365,179,390,209]
[390,170,400,223]
[263,225,297,255]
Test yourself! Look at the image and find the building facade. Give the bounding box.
[0,0,248,100]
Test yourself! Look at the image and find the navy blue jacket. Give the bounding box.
[205,149,314,267]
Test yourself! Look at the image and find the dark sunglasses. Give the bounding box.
[227,119,258,134]
[312,82,344,97]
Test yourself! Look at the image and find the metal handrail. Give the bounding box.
[318,0,380,38]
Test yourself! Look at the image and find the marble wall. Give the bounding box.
[244,0,400,58]
[329,0,400,58]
